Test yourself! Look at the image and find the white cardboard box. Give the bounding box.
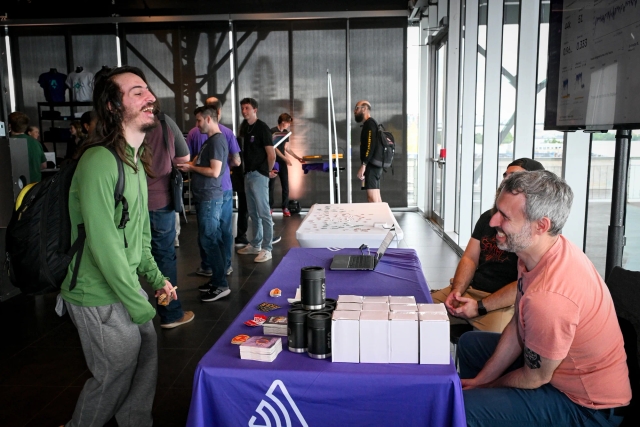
[337,295,363,303]
[389,312,419,363]
[389,296,417,305]
[335,302,362,311]
[359,311,390,363]
[331,311,361,363]
[419,311,450,364]
[362,302,389,311]
[389,303,418,312]
[418,303,447,314]
[363,296,389,303]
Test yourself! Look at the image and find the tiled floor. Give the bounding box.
[0,210,460,427]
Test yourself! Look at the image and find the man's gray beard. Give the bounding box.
[496,223,532,253]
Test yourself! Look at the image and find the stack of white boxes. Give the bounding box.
[331,295,449,364]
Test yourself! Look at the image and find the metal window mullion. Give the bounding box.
[458,0,479,245]
[444,0,462,232]
[513,0,539,159]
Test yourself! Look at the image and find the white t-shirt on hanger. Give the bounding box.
[66,70,94,102]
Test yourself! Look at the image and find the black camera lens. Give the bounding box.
[307,311,332,359]
[301,266,326,310]
[287,308,309,353]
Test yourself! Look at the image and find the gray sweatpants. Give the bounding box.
[65,296,157,427]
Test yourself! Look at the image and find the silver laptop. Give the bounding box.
[330,228,396,271]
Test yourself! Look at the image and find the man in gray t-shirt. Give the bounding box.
[177,104,230,302]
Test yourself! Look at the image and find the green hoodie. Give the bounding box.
[61,145,167,324]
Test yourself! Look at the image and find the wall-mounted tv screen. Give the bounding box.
[545,0,640,131]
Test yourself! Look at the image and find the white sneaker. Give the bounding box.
[238,244,261,255]
[174,238,180,247]
[254,250,272,263]
[226,266,233,275]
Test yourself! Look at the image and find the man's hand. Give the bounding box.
[444,290,462,311]
[269,170,278,178]
[297,157,305,164]
[155,280,178,301]
[461,378,483,390]
[448,294,480,320]
[357,164,366,180]
[176,162,193,173]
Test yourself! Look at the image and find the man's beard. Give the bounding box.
[355,112,364,123]
[141,121,158,133]
[496,222,532,253]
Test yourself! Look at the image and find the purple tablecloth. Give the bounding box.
[186,248,466,427]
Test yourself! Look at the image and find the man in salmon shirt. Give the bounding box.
[458,170,631,427]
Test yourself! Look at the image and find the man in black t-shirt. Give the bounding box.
[236,98,277,263]
[431,158,545,332]
[354,100,382,203]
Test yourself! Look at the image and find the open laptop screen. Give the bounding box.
[376,228,396,262]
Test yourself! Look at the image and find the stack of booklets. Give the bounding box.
[262,315,288,336]
[240,336,283,362]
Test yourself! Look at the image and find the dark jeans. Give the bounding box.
[459,331,625,427]
[196,199,228,290]
[198,190,233,271]
[268,158,290,209]
[149,206,183,324]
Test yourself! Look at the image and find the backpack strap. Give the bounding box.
[103,146,129,230]
[157,112,170,153]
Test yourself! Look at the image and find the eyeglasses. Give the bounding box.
[354,106,367,111]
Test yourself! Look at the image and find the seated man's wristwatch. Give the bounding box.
[477,299,487,316]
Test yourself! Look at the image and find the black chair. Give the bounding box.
[606,266,640,427]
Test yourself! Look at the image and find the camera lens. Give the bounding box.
[307,311,332,359]
[287,308,309,353]
[300,266,326,310]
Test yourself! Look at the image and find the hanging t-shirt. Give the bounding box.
[38,71,67,102]
[66,71,94,102]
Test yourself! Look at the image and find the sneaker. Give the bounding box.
[198,282,213,292]
[254,250,272,263]
[283,208,291,217]
[196,267,212,277]
[226,266,233,275]
[201,287,231,302]
[235,235,249,245]
[160,311,195,329]
[174,238,180,247]
[238,244,261,255]
[272,235,282,244]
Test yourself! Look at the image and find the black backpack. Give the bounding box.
[369,119,396,171]
[4,146,128,295]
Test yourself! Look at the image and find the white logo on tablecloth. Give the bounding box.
[248,379,308,427]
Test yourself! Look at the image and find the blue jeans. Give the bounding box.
[149,206,183,324]
[198,190,233,271]
[196,199,228,290]
[459,331,624,427]
[244,171,273,252]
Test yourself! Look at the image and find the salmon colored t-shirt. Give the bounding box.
[516,235,631,409]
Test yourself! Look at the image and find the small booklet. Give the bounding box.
[240,336,283,362]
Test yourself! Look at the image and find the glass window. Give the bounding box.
[534,1,563,174]
[407,25,420,207]
[585,131,640,277]
[473,0,488,227]
[497,1,520,182]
